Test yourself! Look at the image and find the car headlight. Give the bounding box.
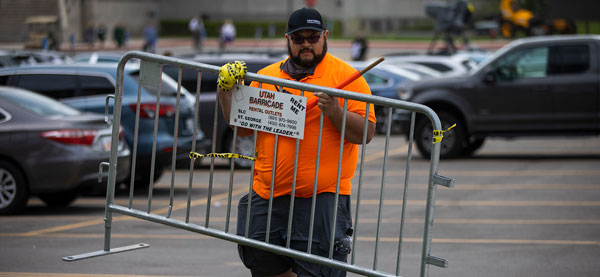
[397,86,412,100]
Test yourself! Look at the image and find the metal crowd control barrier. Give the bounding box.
[63,51,454,277]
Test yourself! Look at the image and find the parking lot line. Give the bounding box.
[363,169,600,176]
[33,198,600,208]
[5,216,600,227]
[355,183,600,190]
[6,232,599,246]
[361,237,600,246]
[16,187,248,237]
[355,218,600,225]
[359,200,600,206]
[204,199,600,207]
[0,273,180,277]
[363,169,600,178]
[362,145,408,162]
[4,216,600,225]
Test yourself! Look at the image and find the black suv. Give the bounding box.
[397,35,600,158]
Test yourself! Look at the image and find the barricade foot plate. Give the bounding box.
[62,243,150,261]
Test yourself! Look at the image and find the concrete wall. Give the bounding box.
[158,0,297,21]
[89,0,159,43]
[156,0,430,36]
[156,0,499,37]
[0,0,59,42]
[0,0,500,43]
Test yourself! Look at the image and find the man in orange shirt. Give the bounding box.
[217,7,375,277]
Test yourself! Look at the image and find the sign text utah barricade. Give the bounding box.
[230,84,306,139]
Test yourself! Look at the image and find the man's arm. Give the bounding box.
[217,87,254,137]
[216,61,253,137]
[313,92,375,144]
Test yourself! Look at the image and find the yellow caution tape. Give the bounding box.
[189,151,255,161]
[217,61,247,91]
[432,123,456,144]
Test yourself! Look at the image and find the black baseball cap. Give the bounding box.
[287,7,325,34]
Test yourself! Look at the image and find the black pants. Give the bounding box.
[236,191,352,277]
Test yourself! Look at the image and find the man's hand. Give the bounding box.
[217,61,247,91]
[216,61,253,137]
[313,91,375,144]
[313,91,342,118]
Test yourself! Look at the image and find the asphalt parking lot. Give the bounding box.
[1,135,599,277]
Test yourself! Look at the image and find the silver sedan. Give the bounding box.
[0,86,130,214]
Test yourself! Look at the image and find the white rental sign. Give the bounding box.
[230,84,307,139]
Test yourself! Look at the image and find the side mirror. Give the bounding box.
[483,70,496,84]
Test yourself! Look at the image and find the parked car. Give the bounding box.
[391,62,443,79]
[456,49,493,64]
[376,53,478,77]
[0,51,19,68]
[10,50,72,65]
[163,53,284,167]
[0,63,210,185]
[0,86,130,214]
[0,50,71,67]
[349,62,422,134]
[71,52,127,64]
[396,35,600,158]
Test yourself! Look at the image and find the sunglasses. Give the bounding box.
[290,31,323,45]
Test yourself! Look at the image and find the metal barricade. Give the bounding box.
[63,51,454,277]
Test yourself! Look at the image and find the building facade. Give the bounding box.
[0,0,496,43]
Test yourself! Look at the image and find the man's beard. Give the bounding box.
[288,39,327,68]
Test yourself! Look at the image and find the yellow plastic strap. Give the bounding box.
[189,151,255,161]
[432,123,456,144]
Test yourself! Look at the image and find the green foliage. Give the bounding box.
[575,21,600,34]
[159,19,191,37]
[233,21,287,38]
[411,19,435,31]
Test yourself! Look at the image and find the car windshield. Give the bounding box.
[0,88,81,116]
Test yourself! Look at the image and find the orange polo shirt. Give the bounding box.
[249,53,376,200]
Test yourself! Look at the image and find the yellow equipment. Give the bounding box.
[500,0,538,37]
[24,16,61,50]
[499,0,576,38]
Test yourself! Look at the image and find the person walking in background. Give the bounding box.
[69,33,75,51]
[219,18,236,52]
[143,23,158,53]
[84,24,95,49]
[113,24,126,49]
[216,7,376,276]
[351,31,368,61]
[189,13,207,52]
[97,24,107,49]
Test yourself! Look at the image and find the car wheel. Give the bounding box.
[0,161,28,215]
[415,111,465,159]
[226,133,255,169]
[38,190,78,207]
[462,137,485,156]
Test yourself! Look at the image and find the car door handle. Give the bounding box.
[534,86,550,92]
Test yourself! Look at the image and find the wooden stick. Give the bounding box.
[305,56,385,111]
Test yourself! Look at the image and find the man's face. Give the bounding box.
[286,29,328,68]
